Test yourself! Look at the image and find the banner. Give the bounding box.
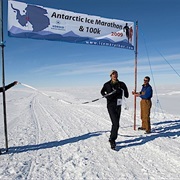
[8,1,134,50]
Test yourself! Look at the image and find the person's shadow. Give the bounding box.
[6,131,107,154]
[116,119,180,151]
[2,120,180,154]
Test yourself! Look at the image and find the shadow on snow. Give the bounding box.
[116,119,180,151]
[7,131,106,154]
[3,120,180,154]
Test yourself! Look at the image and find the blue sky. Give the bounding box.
[2,0,180,88]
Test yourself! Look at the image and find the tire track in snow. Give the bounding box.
[25,97,43,180]
[35,98,72,138]
[32,100,109,178]
[26,97,65,179]
[34,97,107,136]
[23,96,62,179]
[30,98,114,178]
[0,93,39,180]
[0,93,45,179]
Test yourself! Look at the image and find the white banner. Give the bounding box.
[8,1,134,50]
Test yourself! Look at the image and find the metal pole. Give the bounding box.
[0,0,8,152]
[134,21,138,130]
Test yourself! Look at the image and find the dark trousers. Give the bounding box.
[107,105,121,141]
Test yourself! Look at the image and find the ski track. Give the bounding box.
[0,89,180,179]
[26,96,64,180]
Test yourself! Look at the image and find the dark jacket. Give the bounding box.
[101,80,129,106]
[140,84,153,99]
[0,82,17,93]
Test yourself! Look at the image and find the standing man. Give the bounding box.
[132,76,153,134]
[0,81,18,155]
[101,70,129,150]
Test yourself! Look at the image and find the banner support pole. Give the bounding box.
[134,21,138,130]
[0,0,9,152]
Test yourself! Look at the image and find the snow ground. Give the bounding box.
[0,86,180,180]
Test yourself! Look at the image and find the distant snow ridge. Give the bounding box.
[158,91,180,96]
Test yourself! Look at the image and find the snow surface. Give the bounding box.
[0,85,180,180]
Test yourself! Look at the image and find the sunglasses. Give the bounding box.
[144,79,149,82]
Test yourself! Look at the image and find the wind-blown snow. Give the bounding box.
[0,86,180,179]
